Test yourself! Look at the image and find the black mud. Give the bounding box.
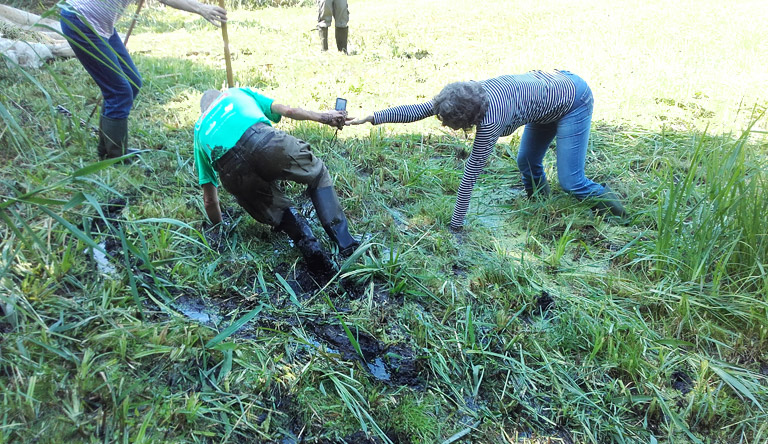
[671,370,694,395]
[305,321,424,388]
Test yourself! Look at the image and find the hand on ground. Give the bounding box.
[203,214,234,252]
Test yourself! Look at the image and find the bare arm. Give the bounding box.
[157,0,227,26]
[202,183,222,224]
[348,115,373,125]
[270,102,347,129]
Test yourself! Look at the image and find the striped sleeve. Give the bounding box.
[450,122,502,229]
[373,101,435,125]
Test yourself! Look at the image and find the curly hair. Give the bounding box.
[432,81,489,130]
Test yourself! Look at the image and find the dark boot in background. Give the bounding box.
[277,207,334,273]
[335,27,348,54]
[524,176,550,199]
[592,186,628,219]
[97,115,138,161]
[310,186,359,256]
[318,27,329,51]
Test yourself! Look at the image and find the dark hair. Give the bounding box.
[432,81,489,130]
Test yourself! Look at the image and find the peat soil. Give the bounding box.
[70,200,591,442]
[303,320,424,387]
[85,201,425,389]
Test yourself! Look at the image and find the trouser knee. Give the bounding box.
[102,89,136,119]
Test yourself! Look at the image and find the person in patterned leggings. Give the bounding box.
[349,70,628,231]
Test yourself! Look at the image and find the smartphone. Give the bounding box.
[335,97,347,111]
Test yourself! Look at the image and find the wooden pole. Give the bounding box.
[218,0,234,88]
[123,0,145,45]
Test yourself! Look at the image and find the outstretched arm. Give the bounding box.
[158,0,227,26]
[271,102,348,129]
[202,183,222,225]
[348,115,373,125]
[372,101,436,125]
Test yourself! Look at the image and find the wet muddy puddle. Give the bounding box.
[85,201,423,387]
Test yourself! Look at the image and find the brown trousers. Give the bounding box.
[216,123,332,227]
[317,0,349,28]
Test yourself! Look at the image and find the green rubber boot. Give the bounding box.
[592,186,628,219]
[524,176,550,200]
[97,115,138,161]
[318,27,329,51]
[335,27,348,54]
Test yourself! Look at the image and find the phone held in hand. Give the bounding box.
[335,98,347,111]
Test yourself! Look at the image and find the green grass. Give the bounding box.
[2,0,768,442]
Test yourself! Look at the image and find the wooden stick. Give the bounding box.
[123,0,145,45]
[218,0,234,87]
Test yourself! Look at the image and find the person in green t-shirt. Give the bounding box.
[194,87,356,273]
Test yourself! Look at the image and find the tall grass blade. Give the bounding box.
[205,305,263,348]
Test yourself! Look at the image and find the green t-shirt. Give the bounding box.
[194,87,282,186]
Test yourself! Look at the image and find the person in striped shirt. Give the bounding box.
[59,0,227,161]
[349,70,628,231]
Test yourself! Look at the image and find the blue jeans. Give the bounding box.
[60,10,141,119]
[516,71,605,199]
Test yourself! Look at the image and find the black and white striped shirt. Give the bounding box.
[373,70,576,229]
[66,0,133,38]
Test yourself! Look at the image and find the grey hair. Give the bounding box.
[200,89,222,113]
[432,81,489,130]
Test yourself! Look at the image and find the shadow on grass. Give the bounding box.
[2,39,768,443]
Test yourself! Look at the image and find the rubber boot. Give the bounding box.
[524,176,550,199]
[318,27,329,51]
[309,186,359,255]
[592,186,628,219]
[335,27,348,54]
[277,207,334,273]
[97,115,138,161]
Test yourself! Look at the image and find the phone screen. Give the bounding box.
[335,98,347,111]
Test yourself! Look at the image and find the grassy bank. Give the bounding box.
[1,0,767,443]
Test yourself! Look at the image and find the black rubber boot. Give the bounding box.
[524,176,550,199]
[309,186,359,255]
[318,27,329,51]
[97,115,138,161]
[592,186,628,219]
[335,27,348,54]
[277,207,334,273]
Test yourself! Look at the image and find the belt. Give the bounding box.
[212,122,272,171]
[212,146,237,172]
